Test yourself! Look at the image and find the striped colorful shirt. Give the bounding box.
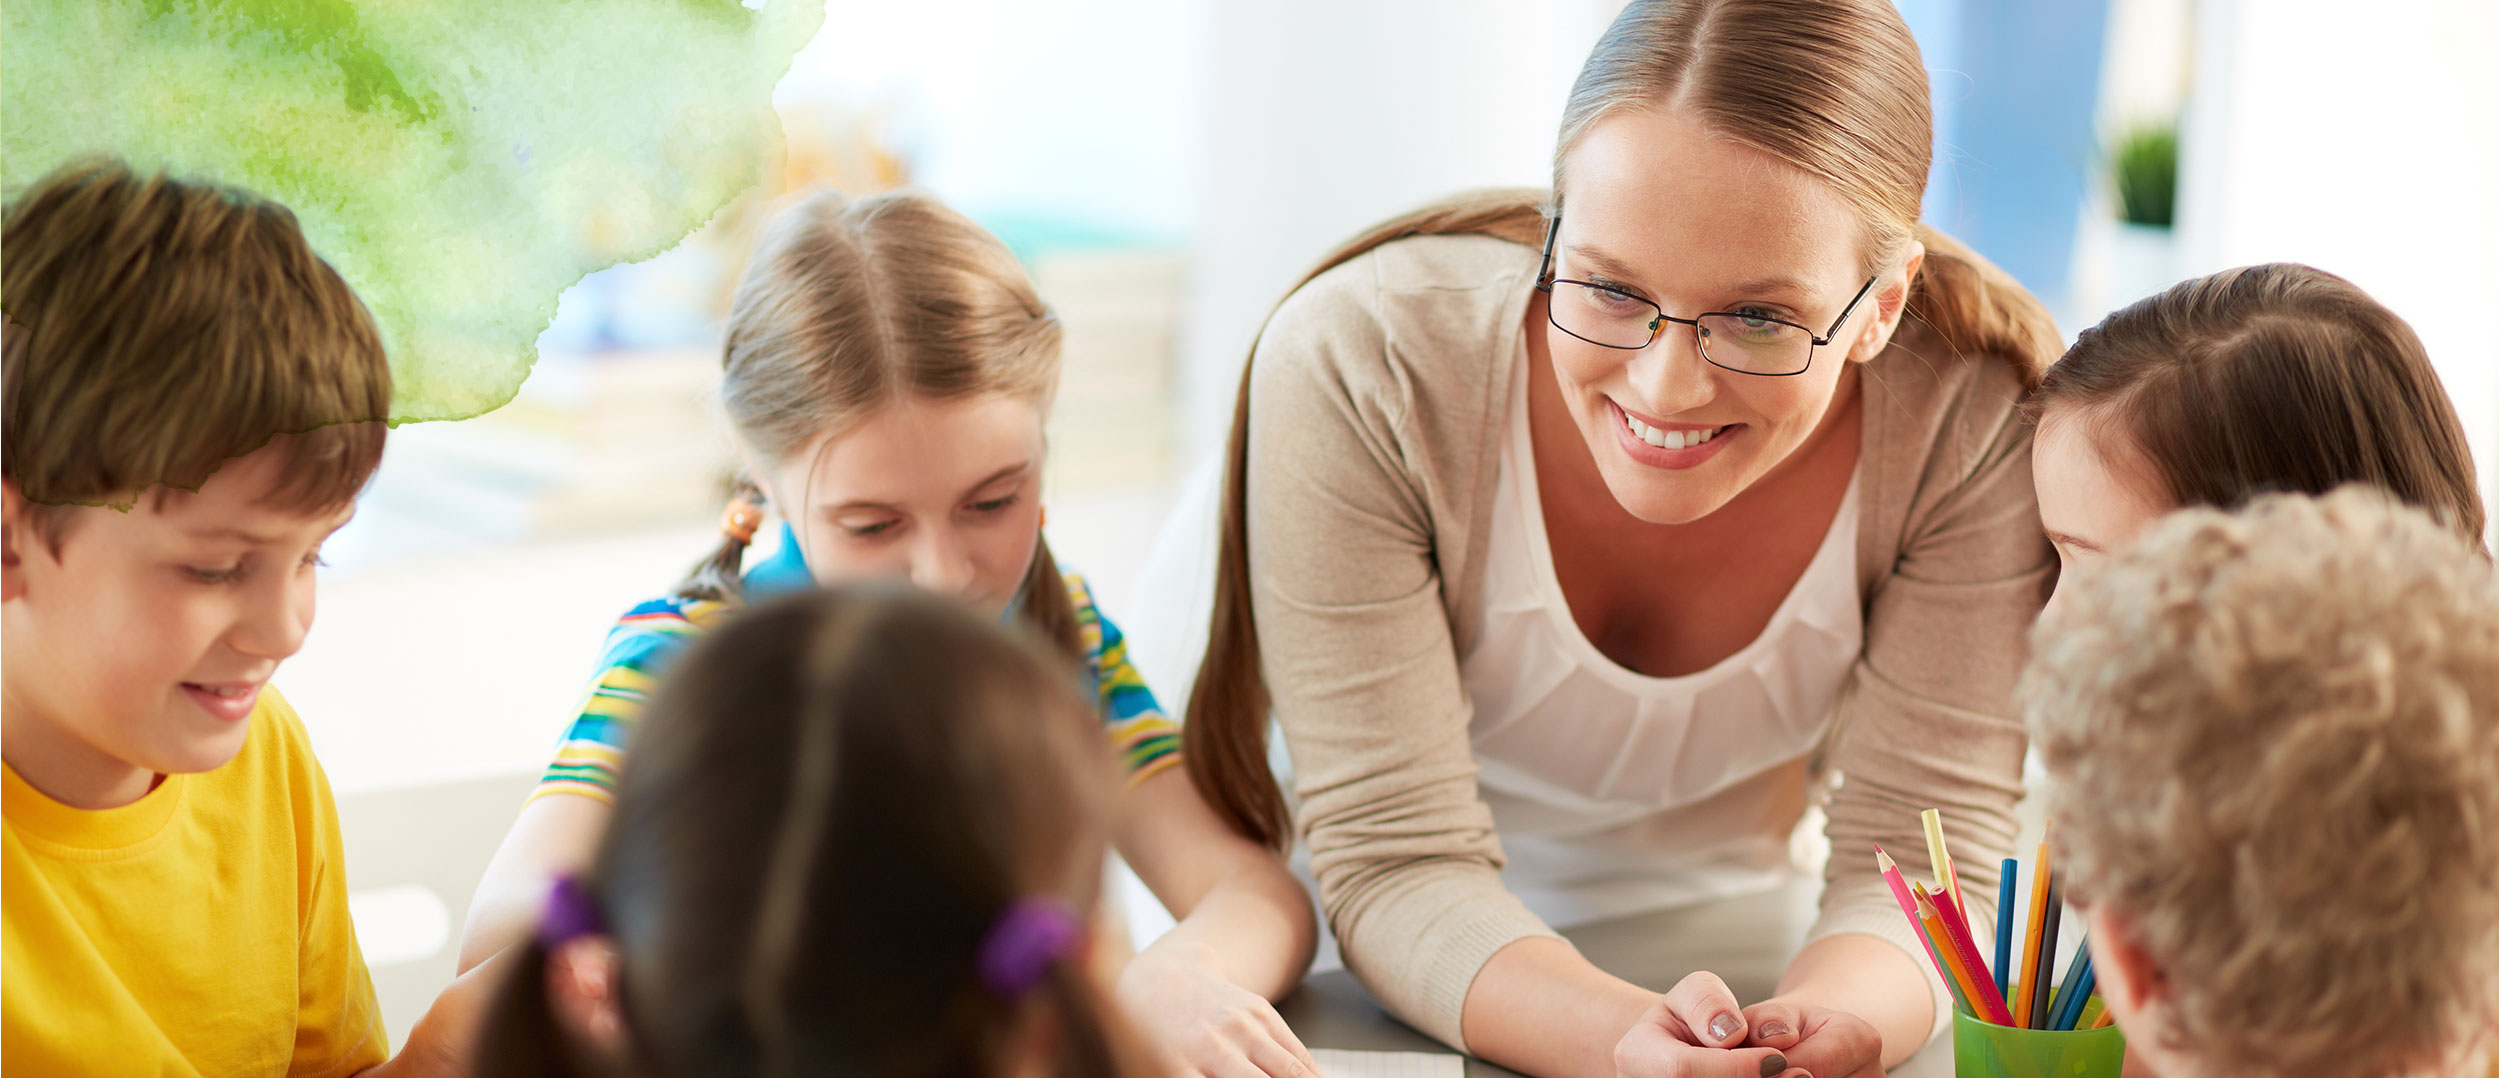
[533,527,1182,804]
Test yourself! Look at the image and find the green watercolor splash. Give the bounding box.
[3,0,824,422]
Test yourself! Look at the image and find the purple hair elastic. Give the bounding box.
[977,897,1080,995]
[538,874,607,948]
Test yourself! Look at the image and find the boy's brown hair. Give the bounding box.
[2024,488,2498,1077]
[1,158,391,543]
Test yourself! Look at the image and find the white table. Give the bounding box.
[1276,884,1953,1077]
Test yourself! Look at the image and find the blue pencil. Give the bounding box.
[1994,857,2016,999]
[2049,939,2097,1031]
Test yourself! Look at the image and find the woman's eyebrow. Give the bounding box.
[1562,244,1652,286]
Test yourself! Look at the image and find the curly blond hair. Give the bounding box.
[2023,487,2498,1078]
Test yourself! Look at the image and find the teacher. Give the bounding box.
[1181,1,2060,1075]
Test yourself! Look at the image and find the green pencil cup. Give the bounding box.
[1952,1011,2125,1078]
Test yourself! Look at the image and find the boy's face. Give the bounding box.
[1,440,351,807]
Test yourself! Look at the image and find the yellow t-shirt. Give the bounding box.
[2,687,387,1076]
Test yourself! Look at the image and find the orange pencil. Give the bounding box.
[1917,882,2016,1026]
[2088,1008,2115,1030]
[2013,833,2053,1028]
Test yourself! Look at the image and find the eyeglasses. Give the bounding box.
[1534,215,1877,378]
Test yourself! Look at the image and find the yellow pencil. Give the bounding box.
[1921,808,1968,917]
[2013,833,2053,1029]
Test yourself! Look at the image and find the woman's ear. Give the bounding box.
[1848,242,1926,364]
[546,935,628,1061]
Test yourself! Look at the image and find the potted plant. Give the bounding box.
[2107,121,2180,303]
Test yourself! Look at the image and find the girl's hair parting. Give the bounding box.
[673,188,1082,659]
[2030,262,2485,541]
[475,583,1151,1078]
[1184,0,2062,850]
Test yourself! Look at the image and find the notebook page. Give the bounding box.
[1308,1048,1465,1078]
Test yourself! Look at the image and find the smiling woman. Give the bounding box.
[1179,1,2064,1075]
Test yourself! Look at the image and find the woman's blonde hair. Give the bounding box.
[2023,488,2498,1078]
[676,189,1080,657]
[1185,0,2064,849]
[476,584,1154,1077]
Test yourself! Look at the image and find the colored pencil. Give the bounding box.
[2088,1007,2116,1030]
[1919,881,2017,1026]
[2075,994,2105,1032]
[1994,857,2017,999]
[2050,942,2097,1031]
[2029,868,2066,1030]
[1877,846,1974,1016]
[2013,836,2053,1028]
[1910,885,2010,1030]
[1921,808,1968,917]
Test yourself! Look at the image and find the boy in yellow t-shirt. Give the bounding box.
[1,161,407,1076]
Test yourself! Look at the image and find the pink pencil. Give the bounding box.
[1876,845,1974,1017]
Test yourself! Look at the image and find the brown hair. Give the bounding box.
[1,158,391,544]
[675,189,1080,659]
[2024,488,2497,1077]
[1185,0,2065,849]
[2029,262,2485,540]
[477,583,1152,1078]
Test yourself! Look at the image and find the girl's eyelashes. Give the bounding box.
[969,493,1020,514]
[844,518,901,538]
[182,563,242,585]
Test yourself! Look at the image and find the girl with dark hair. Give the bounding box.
[474,584,1157,1078]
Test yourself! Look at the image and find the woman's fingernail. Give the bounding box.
[1758,1053,1788,1077]
[1759,1019,1791,1039]
[1709,1012,1740,1042]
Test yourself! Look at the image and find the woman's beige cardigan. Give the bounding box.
[1242,233,2051,1049]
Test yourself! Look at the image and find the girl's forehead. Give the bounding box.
[792,394,1046,504]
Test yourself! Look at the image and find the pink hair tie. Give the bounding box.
[977,897,1080,996]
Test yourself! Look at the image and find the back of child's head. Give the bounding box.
[677,188,1081,651]
[2,158,391,536]
[2022,487,2498,1078]
[478,583,1147,1078]
[2029,263,2484,539]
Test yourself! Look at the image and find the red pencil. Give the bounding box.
[1920,880,2017,1026]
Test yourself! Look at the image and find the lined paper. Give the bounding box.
[1309,1048,1465,1078]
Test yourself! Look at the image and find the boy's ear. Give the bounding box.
[2084,902,2166,1017]
[3,479,27,602]
[546,935,628,1063]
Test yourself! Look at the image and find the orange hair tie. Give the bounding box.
[720,499,764,546]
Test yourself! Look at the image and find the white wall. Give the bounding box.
[2177,0,2500,530]
[1175,1,1627,465]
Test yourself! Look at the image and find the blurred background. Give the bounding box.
[288,0,2500,1036]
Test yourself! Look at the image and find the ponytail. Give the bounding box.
[675,475,767,603]
[475,939,599,1078]
[1901,224,2062,386]
[1017,533,1085,665]
[1032,953,1158,1076]
[1183,189,1550,852]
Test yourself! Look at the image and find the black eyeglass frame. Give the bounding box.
[1533,214,1878,378]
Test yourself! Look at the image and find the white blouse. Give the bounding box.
[1460,346,1864,928]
